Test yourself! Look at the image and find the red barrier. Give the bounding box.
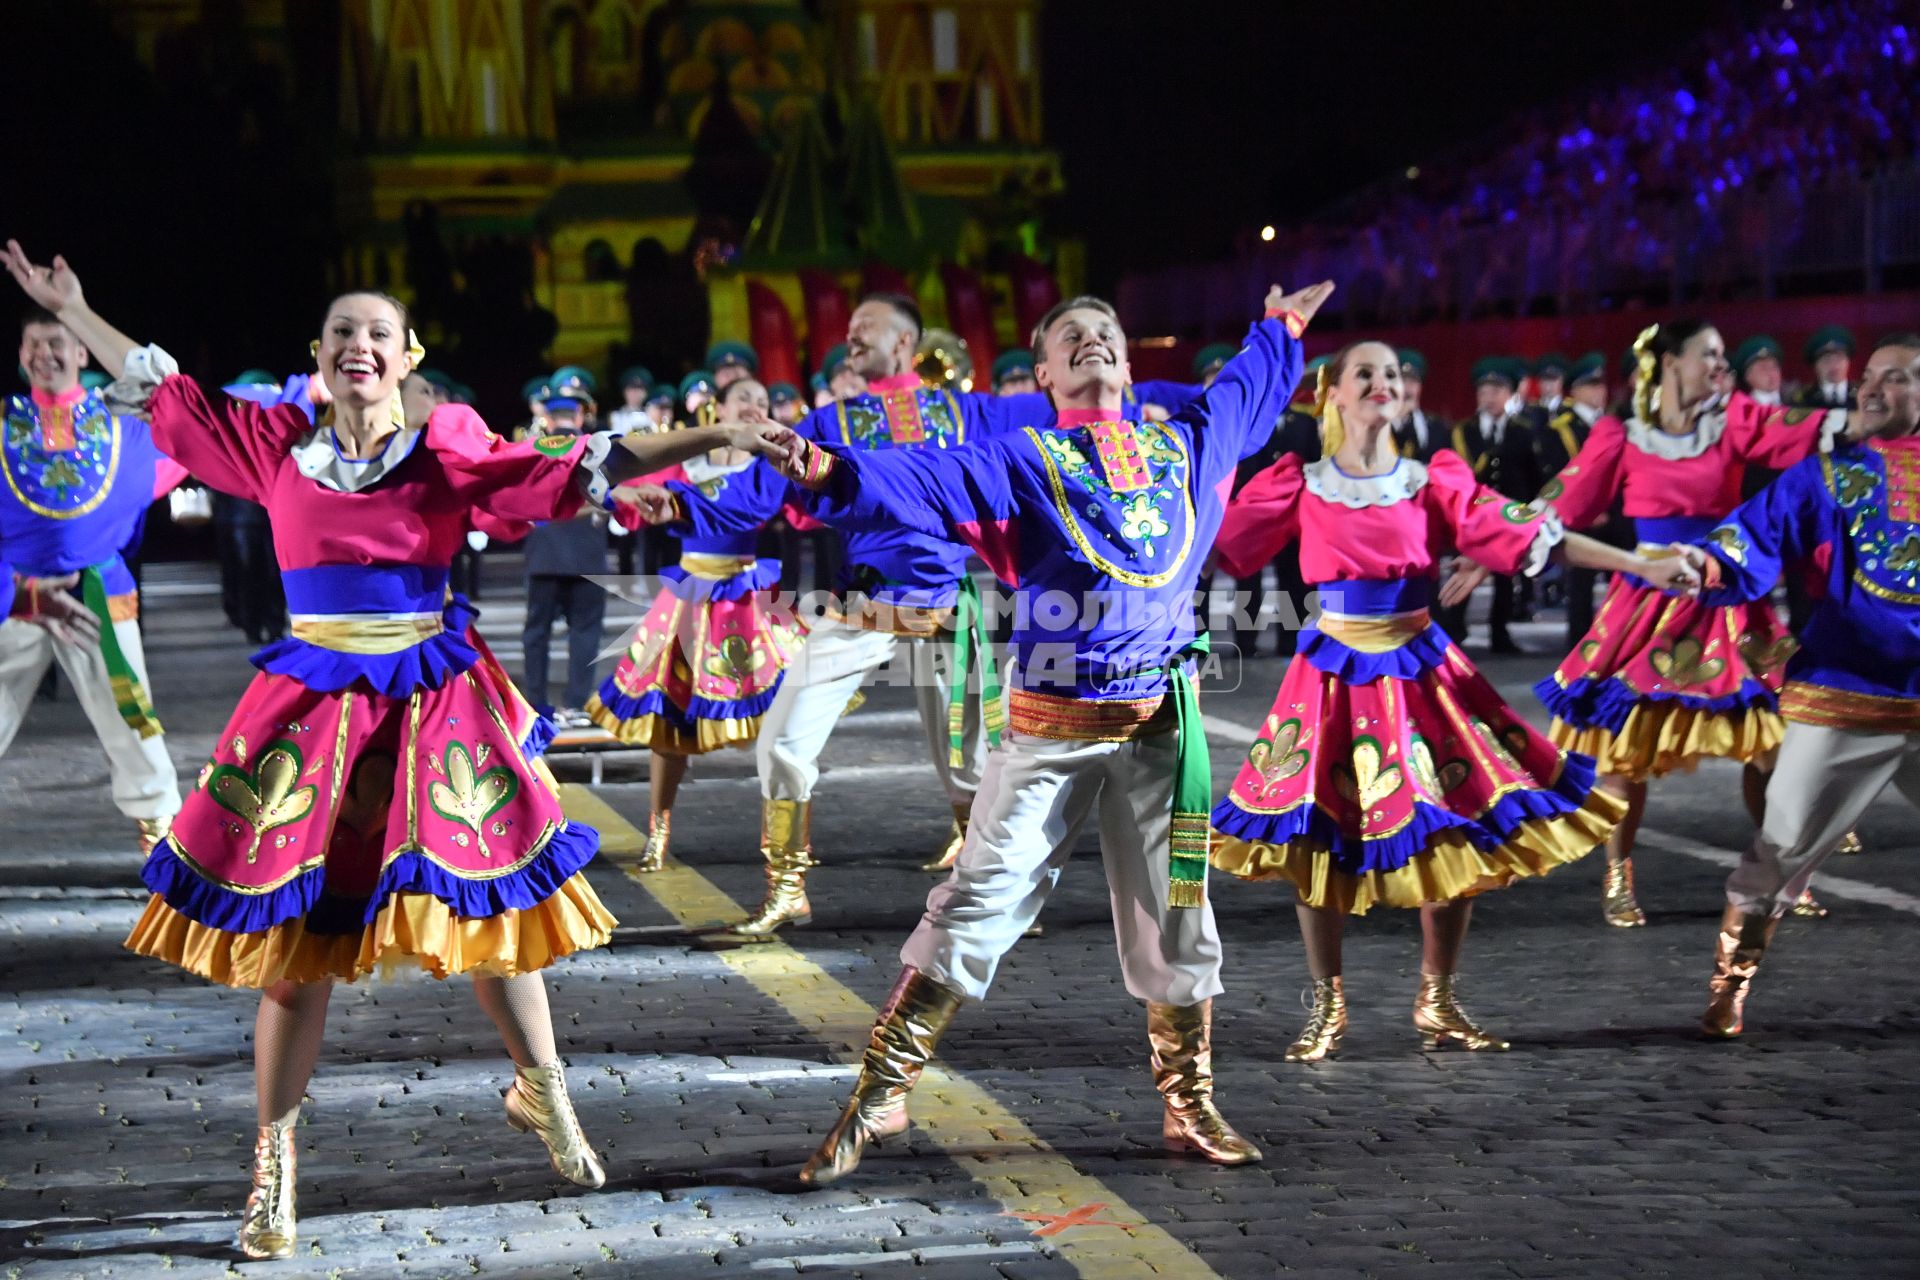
[799,269,851,375]
[938,262,998,374]
[1125,292,1920,418]
[745,280,802,392]
[1008,254,1061,348]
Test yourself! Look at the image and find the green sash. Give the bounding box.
[1167,636,1211,909]
[79,565,164,739]
[946,575,1005,767]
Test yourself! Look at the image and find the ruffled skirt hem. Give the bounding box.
[122,872,616,988]
[1547,700,1784,779]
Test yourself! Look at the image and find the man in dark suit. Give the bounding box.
[1227,357,1327,658]
[1534,352,1629,647]
[1790,325,1856,410]
[1439,357,1538,652]
[1391,348,1447,461]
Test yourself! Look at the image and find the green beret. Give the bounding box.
[809,372,828,394]
[230,368,278,387]
[541,371,597,410]
[522,376,550,402]
[646,384,675,406]
[768,381,801,404]
[678,370,716,401]
[620,365,654,390]
[1396,348,1428,380]
[419,368,456,390]
[1568,351,1606,386]
[1532,352,1571,379]
[1471,356,1520,388]
[552,364,599,395]
[1731,335,1783,374]
[706,340,758,372]
[1303,354,1333,376]
[1803,325,1855,363]
[992,349,1036,383]
[78,369,112,391]
[820,344,851,378]
[1193,343,1238,379]
[450,383,475,405]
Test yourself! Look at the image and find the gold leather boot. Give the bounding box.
[727,799,814,939]
[920,803,971,873]
[1789,886,1828,918]
[799,967,964,1186]
[634,812,670,874]
[1413,973,1509,1051]
[1702,905,1779,1038]
[1837,828,1864,854]
[1148,999,1263,1164]
[239,1119,297,1260]
[1283,977,1348,1063]
[1602,857,1646,928]
[136,815,173,857]
[505,1062,607,1188]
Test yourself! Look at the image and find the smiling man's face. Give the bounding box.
[1033,306,1131,403]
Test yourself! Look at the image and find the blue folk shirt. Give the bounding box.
[669,375,1054,612]
[2,387,165,595]
[803,315,1305,701]
[1695,437,1920,718]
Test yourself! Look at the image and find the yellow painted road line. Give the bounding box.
[560,782,646,856]
[561,785,1224,1280]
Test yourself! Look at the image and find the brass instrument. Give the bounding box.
[915,328,974,394]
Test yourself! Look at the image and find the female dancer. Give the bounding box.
[587,377,804,870]
[1209,341,1693,1061]
[4,242,788,1260]
[1533,321,1854,926]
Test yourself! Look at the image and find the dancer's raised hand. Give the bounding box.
[1265,280,1336,328]
[4,241,84,313]
[610,484,679,526]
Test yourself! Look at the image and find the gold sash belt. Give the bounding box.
[827,597,955,637]
[1007,687,1173,742]
[290,612,443,654]
[679,552,755,580]
[1317,609,1431,654]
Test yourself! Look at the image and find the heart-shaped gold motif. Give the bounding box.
[1736,633,1797,673]
[1409,735,1470,796]
[1333,736,1404,810]
[1471,719,1528,772]
[1649,636,1726,687]
[1579,640,1600,663]
[427,740,520,858]
[1247,715,1310,785]
[208,739,318,864]
[704,633,768,684]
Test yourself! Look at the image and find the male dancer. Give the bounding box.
[622,293,1056,933]
[1,305,183,851]
[773,281,1333,1184]
[1676,334,1920,1036]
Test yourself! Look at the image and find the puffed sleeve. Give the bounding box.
[1535,414,1625,530]
[429,406,589,523]
[1214,453,1304,578]
[132,348,311,503]
[1723,391,1849,469]
[1427,450,1563,577]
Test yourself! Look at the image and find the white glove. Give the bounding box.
[466,531,490,552]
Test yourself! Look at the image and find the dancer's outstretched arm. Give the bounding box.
[5,240,138,373]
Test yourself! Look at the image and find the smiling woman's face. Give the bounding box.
[316,293,410,411]
[1034,306,1131,401]
[1331,341,1404,432]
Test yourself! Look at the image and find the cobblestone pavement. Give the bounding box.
[2,563,1917,1279]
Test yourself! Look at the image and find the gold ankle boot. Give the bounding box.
[1602,858,1646,927]
[800,967,964,1186]
[1413,973,1509,1051]
[634,812,670,873]
[1837,828,1864,854]
[239,1119,297,1260]
[1789,885,1828,918]
[727,799,814,939]
[920,803,971,873]
[136,815,173,857]
[1148,999,1263,1164]
[1702,904,1779,1038]
[505,1062,607,1188]
[1283,977,1347,1063]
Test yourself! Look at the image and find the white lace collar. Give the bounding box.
[1302,457,1429,508]
[1622,396,1727,461]
[681,451,755,484]
[289,423,423,494]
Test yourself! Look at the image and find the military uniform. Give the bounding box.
[1437,357,1538,651]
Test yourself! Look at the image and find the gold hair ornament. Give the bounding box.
[1631,324,1661,424]
[1312,360,1345,456]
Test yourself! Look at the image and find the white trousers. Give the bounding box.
[0,616,181,821]
[902,729,1225,1004]
[1727,720,1920,915]
[756,615,987,808]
